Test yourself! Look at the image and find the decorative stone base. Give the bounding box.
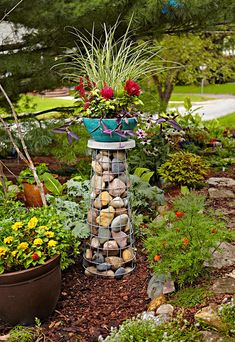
[83,140,136,279]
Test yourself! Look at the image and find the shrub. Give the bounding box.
[158,151,209,188]
[144,193,233,286]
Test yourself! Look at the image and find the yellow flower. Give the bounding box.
[17,242,29,251]
[0,247,7,257]
[45,231,54,238]
[39,225,49,231]
[33,238,43,246]
[4,236,13,244]
[28,217,38,229]
[12,222,23,231]
[48,240,57,248]
[11,250,17,257]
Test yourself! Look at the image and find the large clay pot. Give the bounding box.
[0,255,61,325]
[83,118,137,142]
[23,183,48,207]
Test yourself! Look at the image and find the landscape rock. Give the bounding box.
[105,270,115,277]
[113,151,126,161]
[85,249,92,260]
[91,160,103,175]
[111,214,129,232]
[109,178,126,197]
[208,188,235,199]
[90,237,100,248]
[103,240,119,255]
[212,277,235,294]
[105,256,124,270]
[110,197,124,208]
[125,266,134,274]
[91,175,105,194]
[123,198,128,207]
[195,305,227,331]
[207,177,235,187]
[122,248,135,262]
[114,267,126,279]
[96,206,115,227]
[112,231,128,248]
[85,266,97,276]
[115,207,128,216]
[87,208,98,225]
[93,191,112,209]
[112,158,125,174]
[96,263,112,272]
[102,171,115,182]
[147,274,168,299]
[204,242,235,269]
[156,304,174,316]
[99,156,111,171]
[163,280,175,294]
[98,227,111,244]
[92,252,104,264]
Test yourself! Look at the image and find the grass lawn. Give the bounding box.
[24,95,75,111]
[174,83,235,95]
[216,113,235,127]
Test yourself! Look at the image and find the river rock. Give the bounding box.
[96,206,115,227]
[212,277,235,294]
[85,266,97,276]
[111,214,129,232]
[109,178,126,197]
[118,174,129,184]
[122,248,135,262]
[125,267,134,274]
[148,294,166,311]
[124,223,130,233]
[91,175,105,194]
[106,270,115,277]
[92,252,104,264]
[112,158,125,174]
[103,240,119,255]
[91,160,103,175]
[113,151,126,161]
[156,304,174,316]
[94,191,112,209]
[115,207,128,216]
[85,249,92,260]
[110,197,124,208]
[115,267,126,279]
[90,237,100,248]
[103,171,115,182]
[87,208,98,224]
[195,305,227,331]
[105,256,124,270]
[123,198,128,207]
[98,227,111,244]
[99,156,111,171]
[100,150,110,157]
[112,231,128,248]
[97,263,112,272]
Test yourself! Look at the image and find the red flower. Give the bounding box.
[176,211,184,218]
[182,238,190,246]
[124,80,141,96]
[100,86,114,100]
[32,252,39,261]
[75,77,86,98]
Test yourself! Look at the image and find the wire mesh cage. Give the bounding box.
[83,142,136,279]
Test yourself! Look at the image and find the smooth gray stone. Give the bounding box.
[115,267,126,280]
[97,263,112,272]
[98,227,111,244]
[112,158,125,174]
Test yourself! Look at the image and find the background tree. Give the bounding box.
[150,34,234,111]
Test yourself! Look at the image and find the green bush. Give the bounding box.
[158,151,209,188]
[144,193,233,286]
[99,316,202,342]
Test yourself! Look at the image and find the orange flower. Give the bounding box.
[211,229,217,235]
[176,211,184,218]
[182,238,190,246]
[154,254,161,262]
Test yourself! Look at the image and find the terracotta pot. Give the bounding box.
[0,255,61,325]
[23,182,48,207]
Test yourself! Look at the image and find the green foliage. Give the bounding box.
[7,326,35,342]
[158,151,209,188]
[100,315,202,342]
[134,167,154,183]
[18,163,49,184]
[40,172,63,196]
[0,206,80,273]
[219,298,235,331]
[130,174,165,215]
[170,287,213,308]
[144,193,233,286]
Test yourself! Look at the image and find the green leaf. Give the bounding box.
[40,172,63,196]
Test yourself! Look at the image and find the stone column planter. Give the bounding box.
[83,140,136,279]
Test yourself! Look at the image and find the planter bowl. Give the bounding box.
[83,118,137,142]
[0,255,61,325]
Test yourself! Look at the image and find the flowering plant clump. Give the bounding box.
[74,77,143,119]
[0,206,80,274]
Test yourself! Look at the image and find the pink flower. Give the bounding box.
[124,80,141,96]
[100,86,114,100]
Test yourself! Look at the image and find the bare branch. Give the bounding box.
[0,0,24,24]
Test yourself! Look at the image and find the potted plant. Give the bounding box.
[0,205,80,325]
[56,22,160,142]
[18,163,63,207]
